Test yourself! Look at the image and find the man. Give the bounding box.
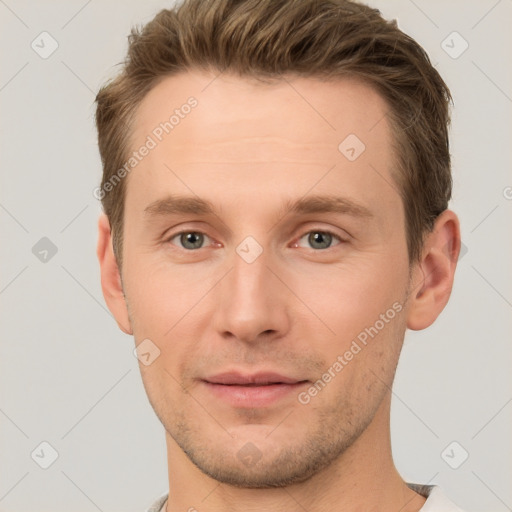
[95,0,463,510]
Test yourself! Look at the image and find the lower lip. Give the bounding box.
[202,381,308,408]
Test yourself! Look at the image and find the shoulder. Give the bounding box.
[145,492,168,512]
[408,483,467,512]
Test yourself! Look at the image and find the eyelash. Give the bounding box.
[165,229,346,251]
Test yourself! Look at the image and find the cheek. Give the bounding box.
[122,258,218,377]
[122,260,179,341]
[291,253,409,396]
[294,257,407,341]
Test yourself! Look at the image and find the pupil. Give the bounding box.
[182,232,203,249]
[309,232,331,249]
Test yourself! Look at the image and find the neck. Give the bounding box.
[164,393,426,512]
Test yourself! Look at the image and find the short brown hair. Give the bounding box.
[95,0,452,268]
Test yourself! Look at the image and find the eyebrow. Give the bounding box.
[144,195,215,216]
[284,195,373,219]
[143,194,373,220]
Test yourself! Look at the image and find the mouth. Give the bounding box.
[201,371,309,407]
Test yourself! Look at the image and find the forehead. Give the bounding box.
[132,70,391,160]
[126,70,400,223]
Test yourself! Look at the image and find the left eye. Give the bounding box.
[169,231,212,250]
[295,231,342,250]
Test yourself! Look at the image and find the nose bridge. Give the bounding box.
[212,239,288,342]
[231,248,269,307]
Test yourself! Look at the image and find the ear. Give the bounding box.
[406,209,461,330]
[97,214,133,335]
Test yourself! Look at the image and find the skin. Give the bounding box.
[97,70,460,512]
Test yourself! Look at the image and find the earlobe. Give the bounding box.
[97,214,133,335]
[406,209,461,331]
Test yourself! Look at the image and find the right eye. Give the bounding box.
[167,231,213,250]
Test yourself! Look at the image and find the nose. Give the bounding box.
[211,243,291,344]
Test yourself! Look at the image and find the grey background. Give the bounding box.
[1,1,511,511]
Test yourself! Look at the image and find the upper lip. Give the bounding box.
[203,371,306,385]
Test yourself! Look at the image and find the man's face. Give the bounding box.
[121,71,413,487]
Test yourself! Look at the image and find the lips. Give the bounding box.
[200,371,310,407]
[203,371,305,386]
